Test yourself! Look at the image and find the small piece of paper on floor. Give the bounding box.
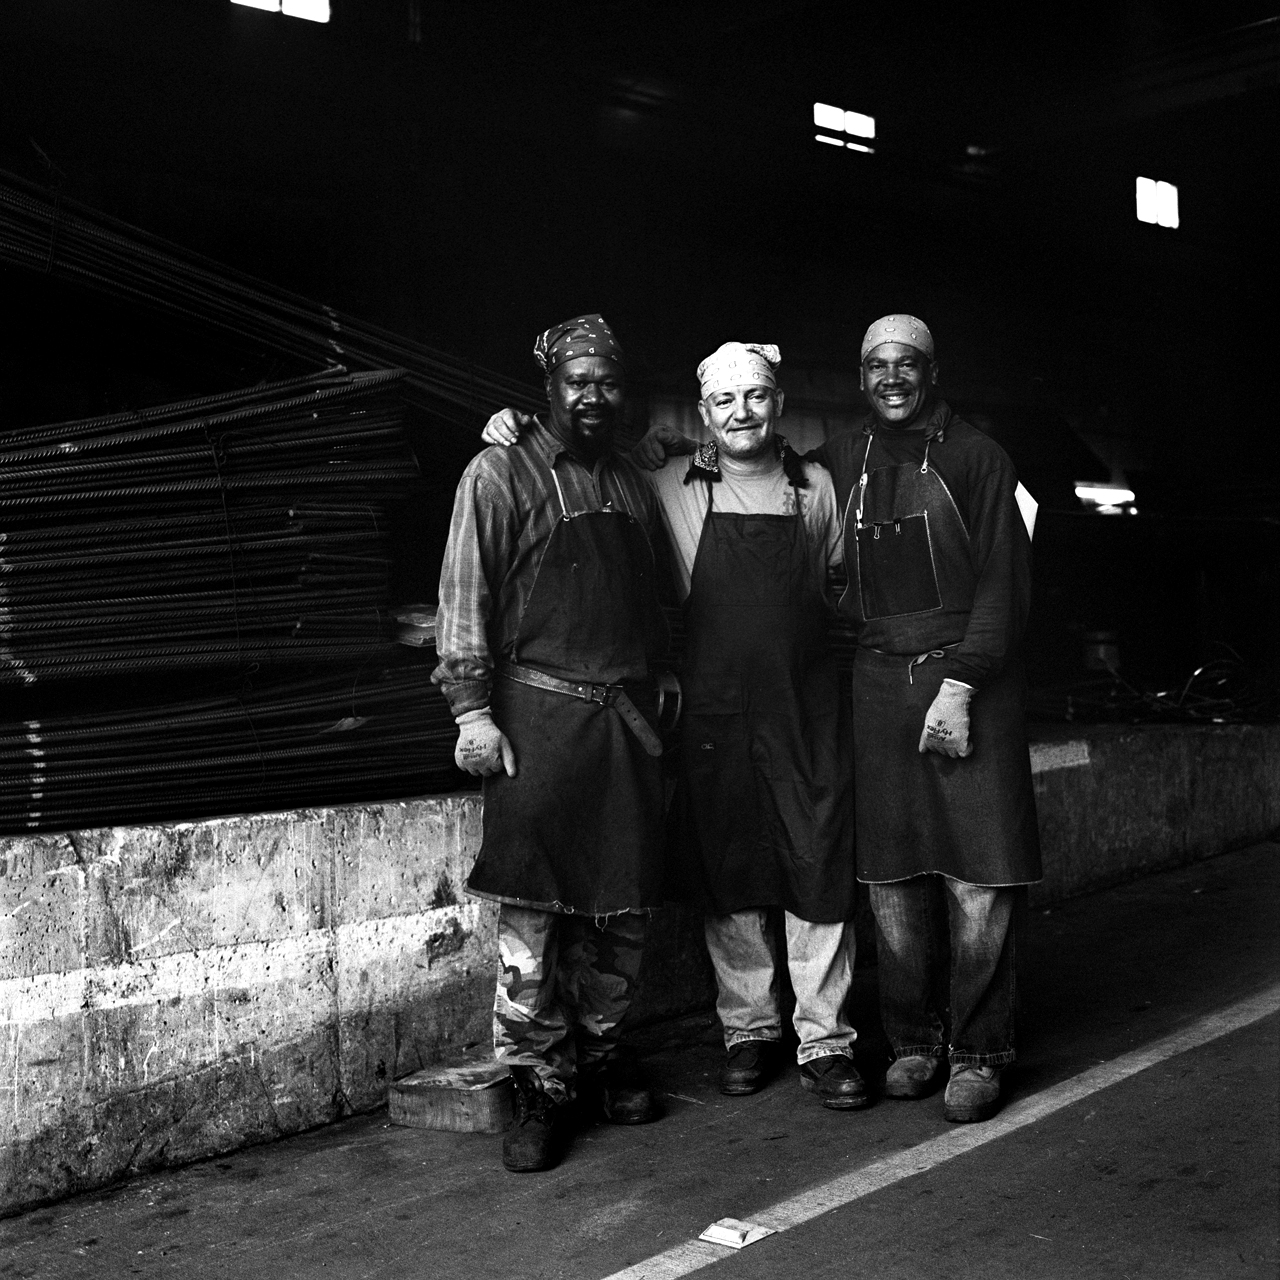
[698,1218,776,1249]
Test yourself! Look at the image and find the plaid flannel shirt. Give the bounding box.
[432,417,666,716]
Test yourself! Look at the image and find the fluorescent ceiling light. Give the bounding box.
[1075,482,1136,506]
[813,102,845,131]
[815,134,844,147]
[231,0,281,9]
[844,111,875,139]
[282,0,330,19]
[814,103,876,141]
[1136,177,1159,223]
[846,141,874,154]
[1136,176,1178,228]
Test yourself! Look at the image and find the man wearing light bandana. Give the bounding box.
[482,343,866,1111]
[626,316,1042,1124]
[435,315,672,1173]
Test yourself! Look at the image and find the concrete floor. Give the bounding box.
[3,843,1277,1280]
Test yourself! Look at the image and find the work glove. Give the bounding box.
[918,679,974,759]
[480,408,533,447]
[454,708,517,777]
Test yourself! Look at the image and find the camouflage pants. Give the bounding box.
[494,904,647,1100]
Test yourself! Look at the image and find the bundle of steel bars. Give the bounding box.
[0,167,544,428]
[0,368,473,833]
[0,664,459,833]
[0,369,418,684]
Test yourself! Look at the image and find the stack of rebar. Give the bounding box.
[0,368,469,834]
[0,369,418,684]
[0,665,458,834]
[0,167,544,428]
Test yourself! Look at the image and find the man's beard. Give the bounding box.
[570,407,616,456]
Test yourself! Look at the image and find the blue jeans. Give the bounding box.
[703,910,857,1065]
[869,876,1018,1068]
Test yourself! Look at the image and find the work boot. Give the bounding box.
[502,1067,570,1172]
[578,1054,662,1125]
[799,1054,871,1110]
[943,1064,1003,1123]
[883,1053,944,1100]
[719,1039,783,1096]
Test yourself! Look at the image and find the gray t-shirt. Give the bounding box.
[646,451,843,601]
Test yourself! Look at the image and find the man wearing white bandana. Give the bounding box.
[627,316,1042,1125]
[482,342,868,1110]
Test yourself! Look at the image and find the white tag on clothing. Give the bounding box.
[699,1218,777,1249]
[1015,482,1039,540]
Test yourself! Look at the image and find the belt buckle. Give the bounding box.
[587,682,620,707]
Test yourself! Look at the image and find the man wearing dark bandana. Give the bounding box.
[434,315,673,1173]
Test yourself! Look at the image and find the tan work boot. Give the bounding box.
[883,1054,944,1100]
[943,1064,1002,1123]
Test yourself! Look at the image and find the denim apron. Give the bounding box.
[842,431,1041,886]
[466,460,668,914]
[669,479,856,922]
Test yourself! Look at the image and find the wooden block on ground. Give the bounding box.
[388,1061,514,1133]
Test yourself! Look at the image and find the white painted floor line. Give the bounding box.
[602,982,1280,1280]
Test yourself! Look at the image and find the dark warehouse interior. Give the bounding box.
[3,1,1278,709]
[1,3,1279,1268]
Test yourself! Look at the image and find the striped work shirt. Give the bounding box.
[432,417,667,716]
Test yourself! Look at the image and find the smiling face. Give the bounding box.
[545,355,625,457]
[697,382,785,461]
[860,342,938,429]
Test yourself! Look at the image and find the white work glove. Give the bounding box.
[918,679,974,758]
[630,424,698,471]
[480,408,532,447]
[454,708,517,777]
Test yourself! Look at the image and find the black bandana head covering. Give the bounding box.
[533,314,625,374]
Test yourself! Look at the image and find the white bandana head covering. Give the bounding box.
[696,342,781,399]
[860,315,934,362]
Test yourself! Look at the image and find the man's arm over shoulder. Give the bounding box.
[431,448,519,716]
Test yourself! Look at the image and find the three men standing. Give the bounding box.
[453,308,1041,1164]
[434,315,670,1172]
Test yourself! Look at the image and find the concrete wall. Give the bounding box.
[1,723,1277,1215]
[1026,723,1280,905]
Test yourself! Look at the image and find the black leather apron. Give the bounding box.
[466,463,668,915]
[843,433,1041,886]
[669,480,856,922]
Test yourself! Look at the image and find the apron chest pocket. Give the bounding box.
[856,512,943,619]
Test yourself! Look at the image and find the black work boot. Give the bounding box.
[502,1067,570,1173]
[719,1039,783,1096]
[579,1053,662,1125]
[799,1054,871,1110]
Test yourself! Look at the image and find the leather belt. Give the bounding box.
[497,662,664,757]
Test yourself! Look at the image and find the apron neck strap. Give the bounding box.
[549,463,570,520]
[856,433,874,526]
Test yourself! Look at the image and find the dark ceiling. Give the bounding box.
[1,1,1277,509]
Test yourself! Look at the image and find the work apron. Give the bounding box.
[843,434,1041,886]
[467,466,668,915]
[669,481,856,922]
